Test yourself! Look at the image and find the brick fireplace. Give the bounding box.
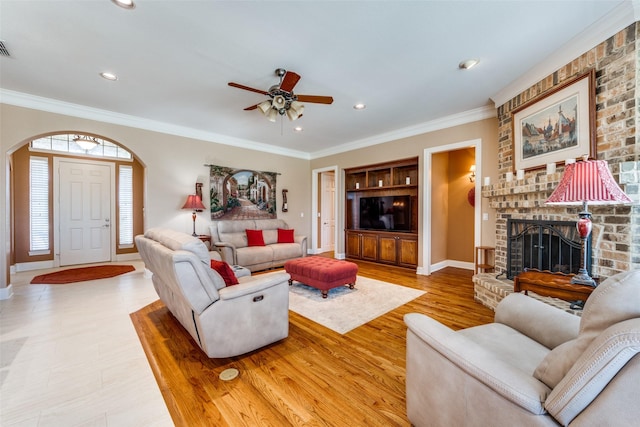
[474,22,639,311]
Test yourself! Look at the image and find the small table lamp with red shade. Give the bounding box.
[545,158,632,286]
[182,194,206,237]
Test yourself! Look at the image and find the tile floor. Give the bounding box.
[0,261,173,426]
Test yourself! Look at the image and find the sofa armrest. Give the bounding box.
[218,271,290,300]
[295,235,307,256]
[545,318,640,426]
[405,313,551,414]
[213,241,237,265]
[495,293,580,349]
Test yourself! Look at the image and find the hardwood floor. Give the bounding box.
[130,260,494,427]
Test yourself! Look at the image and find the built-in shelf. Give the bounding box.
[344,157,419,268]
[345,157,418,192]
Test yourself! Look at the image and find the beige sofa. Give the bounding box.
[209,219,307,272]
[404,269,640,426]
[136,228,290,358]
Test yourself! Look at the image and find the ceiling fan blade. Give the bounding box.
[244,104,259,111]
[228,82,269,95]
[296,95,334,104]
[280,71,301,92]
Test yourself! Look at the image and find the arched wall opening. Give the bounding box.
[9,131,145,271]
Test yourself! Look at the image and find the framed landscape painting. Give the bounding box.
[512,70,596,171]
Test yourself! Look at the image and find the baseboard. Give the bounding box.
[430,260,449,273]
[115,253,141,262]
[15,260,55,272]
[0,284,14,300]
[334,252,346,260]
[431,259,474,272]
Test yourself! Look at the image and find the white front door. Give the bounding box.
[320,171,335,252]
[58,160,112,266]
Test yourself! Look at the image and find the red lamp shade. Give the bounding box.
[182,194,205,211]
[545,160,631,206]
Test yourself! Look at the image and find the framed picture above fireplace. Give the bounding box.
[512,70,596,171]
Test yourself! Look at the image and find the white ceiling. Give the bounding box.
[0,1,636,159]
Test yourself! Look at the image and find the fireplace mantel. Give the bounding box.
[481,171,561,209]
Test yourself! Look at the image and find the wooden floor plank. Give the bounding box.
[131,261,494,427]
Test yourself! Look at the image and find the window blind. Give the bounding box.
[30,156,49,252]
[118,165,134,246]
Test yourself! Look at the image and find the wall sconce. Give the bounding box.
[282,189,288,212]
[469,165,476,182]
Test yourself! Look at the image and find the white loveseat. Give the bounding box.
[136,228,290,358]
[209,219,307,272]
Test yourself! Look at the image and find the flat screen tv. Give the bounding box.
[359,195,412,232]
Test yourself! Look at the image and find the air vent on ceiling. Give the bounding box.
[0,41,11,57]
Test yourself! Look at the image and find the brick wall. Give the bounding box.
[484,22,640,282]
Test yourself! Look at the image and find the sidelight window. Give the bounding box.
[29,156,50,254]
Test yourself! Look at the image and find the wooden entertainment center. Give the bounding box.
[344,157,419,268]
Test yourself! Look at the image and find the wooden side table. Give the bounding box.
[514,269,595,302]
[197,234,211,249]
[475,246,495,274]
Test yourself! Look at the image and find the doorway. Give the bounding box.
[422,139,481,275]
[311,166,339,255]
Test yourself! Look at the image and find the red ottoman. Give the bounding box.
[284,257,358,298]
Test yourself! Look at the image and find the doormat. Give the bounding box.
[30,265,136,284]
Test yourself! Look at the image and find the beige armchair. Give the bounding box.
[136,228,290,358]
[404,270,640,426]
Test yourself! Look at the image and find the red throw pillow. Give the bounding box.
[245,229,265,247]
[210,259,239,286]
[277,228,295,243]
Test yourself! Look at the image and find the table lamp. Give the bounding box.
[182,194,206,236]
[545,158,631,286]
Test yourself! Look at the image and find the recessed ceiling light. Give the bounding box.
[293,126,303,132]
[458,59,479,70]
[111,0,135,9]
[100,72,118,81]
[353,103,366,110]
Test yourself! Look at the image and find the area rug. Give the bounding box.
[30,265,136,284]
[288,275,426,334]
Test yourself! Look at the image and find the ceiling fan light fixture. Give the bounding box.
[286,108,300,121]
[257,100,272,114]
[266,108,278,122]
[272,95,286,110]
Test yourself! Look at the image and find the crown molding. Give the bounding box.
[491,0,638,107]
[0,89,311,160]
[309,105,496,160]
[2,89,496,161]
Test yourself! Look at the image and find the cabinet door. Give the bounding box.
[378,235,398,264]
[346,231,362,259]
[361,234,378,261]
[397,236,418,267]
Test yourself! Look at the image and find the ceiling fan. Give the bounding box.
[228,68,333,122]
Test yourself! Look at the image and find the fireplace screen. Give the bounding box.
[506,219,591,279]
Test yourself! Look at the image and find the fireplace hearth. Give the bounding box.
[506,219,591,280]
